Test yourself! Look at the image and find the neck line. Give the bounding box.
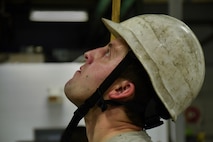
[84,105,142,142]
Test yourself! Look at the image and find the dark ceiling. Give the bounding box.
[1,0,213,62]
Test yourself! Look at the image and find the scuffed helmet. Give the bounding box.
[102,14,205,121]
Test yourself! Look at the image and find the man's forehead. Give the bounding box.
[109,38,129,49]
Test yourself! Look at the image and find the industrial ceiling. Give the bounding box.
[0,0,213,62]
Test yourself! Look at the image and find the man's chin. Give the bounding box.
[66,96,84,107]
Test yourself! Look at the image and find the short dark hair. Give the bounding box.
[118,53,170,128]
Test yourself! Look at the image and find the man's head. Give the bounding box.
[64,14,205,125]
[61,14,205,141]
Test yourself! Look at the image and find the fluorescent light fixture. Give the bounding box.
[30,10,88,22]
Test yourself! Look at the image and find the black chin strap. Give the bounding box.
[60,51,134,142]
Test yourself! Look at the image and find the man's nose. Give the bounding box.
[84,50,93,64]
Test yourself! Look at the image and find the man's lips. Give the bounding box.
[79,65,85,73]
[76,66,83,74]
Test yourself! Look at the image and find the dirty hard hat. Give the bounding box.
[102,14,205,121]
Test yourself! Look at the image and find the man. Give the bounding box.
[62,14,205,142]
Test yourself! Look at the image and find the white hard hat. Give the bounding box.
[102,14,205,121]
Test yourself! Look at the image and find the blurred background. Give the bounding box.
[0,0,213,142]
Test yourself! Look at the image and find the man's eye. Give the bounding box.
[105,48,110,57]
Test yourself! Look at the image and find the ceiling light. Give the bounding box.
[29,10,88,22]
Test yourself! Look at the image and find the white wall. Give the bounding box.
[0,63,170,142]
[0,63,85,142]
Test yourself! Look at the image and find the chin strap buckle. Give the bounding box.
[97,98,108,112]
[96,89,108,112]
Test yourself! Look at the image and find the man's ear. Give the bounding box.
[108,80,135,100]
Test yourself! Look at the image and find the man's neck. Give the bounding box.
[84,106,142,142]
